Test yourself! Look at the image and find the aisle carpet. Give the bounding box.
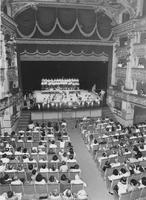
[67,119,113,200]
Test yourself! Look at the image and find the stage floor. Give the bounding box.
[31,108,102,121]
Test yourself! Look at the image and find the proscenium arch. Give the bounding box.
[17,42,113,92]
[20,60,109,94]
[13,3,37,19]
[13,2,113,19]
[14,4,114,89]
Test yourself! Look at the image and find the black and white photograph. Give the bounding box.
[0,0,146,199]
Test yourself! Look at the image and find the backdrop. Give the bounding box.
[20,61,108,93]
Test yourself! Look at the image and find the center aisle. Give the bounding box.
[67,119,113,200]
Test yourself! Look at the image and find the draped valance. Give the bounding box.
[15,6,113,40]
[17,43,112,61]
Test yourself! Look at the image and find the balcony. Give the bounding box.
[0,92,23,111]
[134,44,146,58]
[0,97,9,111]
[132,68,146,83]
[112,19,138,35]
[107,88,146,107]
[115,67,126,81]
[135,17,146,32]
[115,46,130,58]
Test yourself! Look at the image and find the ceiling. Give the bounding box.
[1,0,141,24]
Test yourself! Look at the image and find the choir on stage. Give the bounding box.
[23,78,105,111]
[41,78,79,91]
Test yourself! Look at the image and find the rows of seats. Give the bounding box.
[0,120,88,200]
[1,182,84,199]
[80,116,146,200]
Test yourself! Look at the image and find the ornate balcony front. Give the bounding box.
[132,68,146,83]
[0,92,23,111]
[115,46,130,59]
[134,44,146,58]
[107,88,146,107]
[135,17,146,32]
[112,19,138,36]
[0,97,9,112]
[115,67,126,81]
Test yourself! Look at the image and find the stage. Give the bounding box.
[31,107,102,121]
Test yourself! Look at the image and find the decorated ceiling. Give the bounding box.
[1,0,142,62]
[2,0,140,19]
[2,0,142,41]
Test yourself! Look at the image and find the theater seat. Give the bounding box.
[119,191,131,200]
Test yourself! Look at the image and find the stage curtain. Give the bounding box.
[78,9,96,34]
[96,12,112,39]
[15,6,113,40]
[36,7,56,32]
[15,8,36,36]
[57,8,76,31]
[18,44,112,56]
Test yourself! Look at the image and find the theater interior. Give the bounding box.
[1,0,146,200]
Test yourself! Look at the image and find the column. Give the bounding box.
[124,33,135,90]
[111,37,119,86]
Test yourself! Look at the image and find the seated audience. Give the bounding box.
[127,178,140,191]
[60,161,68,172]
[62,189,74,200]
[76,189,88,200]
[48,175,58,183]
[49,189,62,200]
[35,173,46,184]
[71,174,86,187]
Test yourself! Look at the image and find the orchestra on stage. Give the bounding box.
[23,78,105,111]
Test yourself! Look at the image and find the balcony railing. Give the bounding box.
[0,92,23,111]
[135,17,146,32]
[132,68,146,83]
[107,88,146,107]
[115,46,130,58]
[134,44,146,58]
[0,97,9,111]
[116,67,126,80]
